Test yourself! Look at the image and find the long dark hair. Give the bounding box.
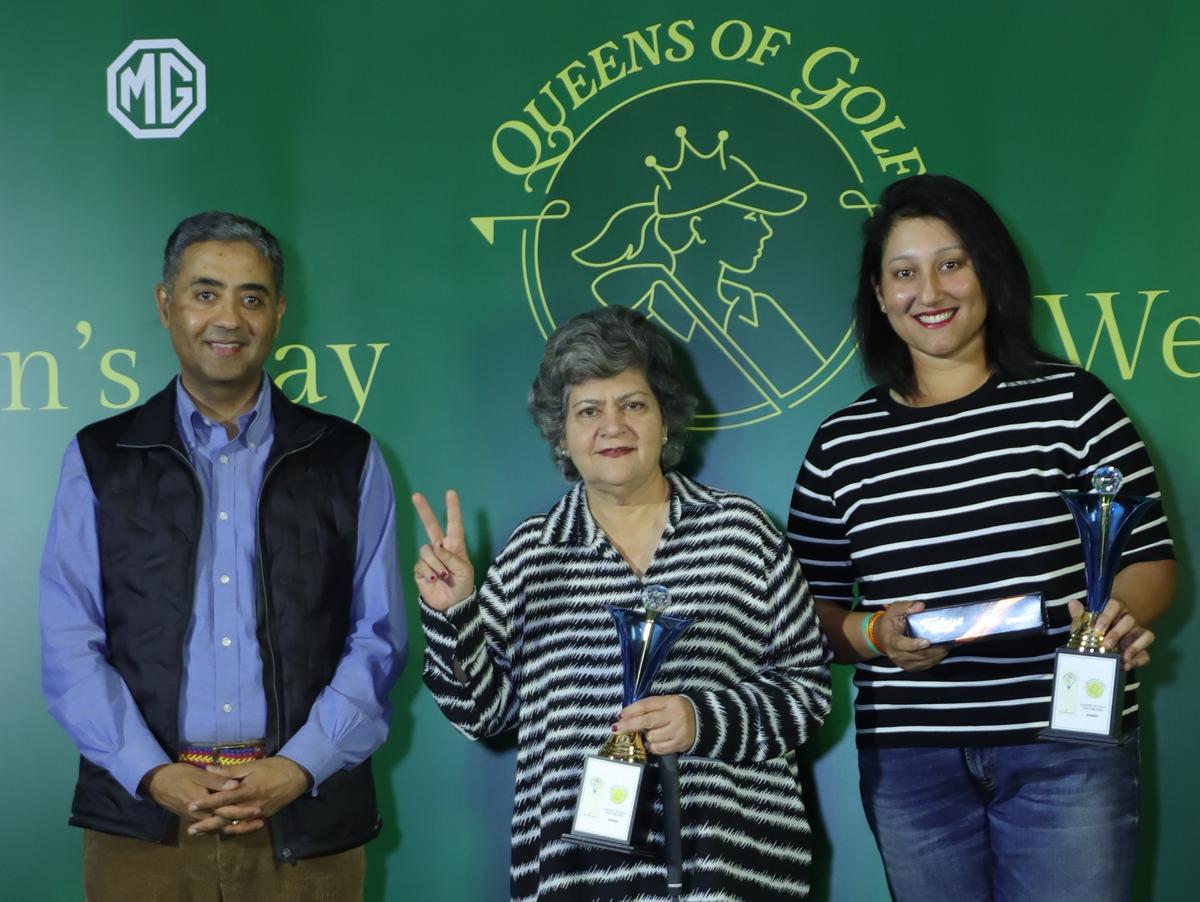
[854,174,1042,397]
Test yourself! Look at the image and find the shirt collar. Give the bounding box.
[174,372,273,450]
[538,471,723,547]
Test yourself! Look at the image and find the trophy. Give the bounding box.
[1041,465,1159,744]
[565,584,692,854]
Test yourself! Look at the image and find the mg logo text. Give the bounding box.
[106,39,206,139]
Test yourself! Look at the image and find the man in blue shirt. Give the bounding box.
[39,212,406,899]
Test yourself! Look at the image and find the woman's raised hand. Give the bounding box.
[411,490,475,612]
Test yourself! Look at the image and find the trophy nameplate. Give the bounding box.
[568,755,652,853]
[1042,645,1125,744]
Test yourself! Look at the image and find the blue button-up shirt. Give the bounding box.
[40,374,406,797]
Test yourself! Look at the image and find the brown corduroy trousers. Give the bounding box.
[82,820,365,902]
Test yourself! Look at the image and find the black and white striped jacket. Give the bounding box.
[422,471,832,901]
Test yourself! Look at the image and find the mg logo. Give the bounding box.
[106,39,206,139]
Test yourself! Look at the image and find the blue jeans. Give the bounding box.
[858,737,1139,902]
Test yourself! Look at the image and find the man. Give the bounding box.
[39,212,405,899]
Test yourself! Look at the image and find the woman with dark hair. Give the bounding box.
[788,175,1175,901]
[414,306,831,900]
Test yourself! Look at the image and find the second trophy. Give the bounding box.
[1041,465,1159,743]
[565,584,693,854]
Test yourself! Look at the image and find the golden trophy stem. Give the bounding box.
[1067,494,1113,655]
[598,730,647,763]
[1097,495,1112,576]
[633,613,657,687]
[1066,610,1106,653]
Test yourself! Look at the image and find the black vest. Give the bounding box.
[71,379,381,860]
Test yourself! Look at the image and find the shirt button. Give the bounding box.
[219,511,229,521]
[219,454,229,464]
[219,574,230,585]
[222,703,233,713]
[221,636,232,647]
[249,441,257,450]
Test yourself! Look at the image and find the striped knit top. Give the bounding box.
[421,471,832,901]
[786,363,1173,748]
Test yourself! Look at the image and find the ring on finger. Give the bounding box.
[229,819,241,826]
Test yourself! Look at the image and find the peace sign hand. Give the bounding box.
[411,490,476,612]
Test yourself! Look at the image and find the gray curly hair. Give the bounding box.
[528,306,696,481]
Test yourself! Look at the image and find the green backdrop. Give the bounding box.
[2,2,1195,898]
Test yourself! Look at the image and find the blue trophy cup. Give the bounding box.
[565,584,693,854]
[1041,465,1159,743]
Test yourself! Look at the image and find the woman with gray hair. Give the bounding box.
[413,306,831,901]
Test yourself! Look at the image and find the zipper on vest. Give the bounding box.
[255,429,329,757]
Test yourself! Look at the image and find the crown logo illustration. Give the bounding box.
[645,126,730,188]
[645,126,806,218]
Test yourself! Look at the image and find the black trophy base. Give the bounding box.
[1039,646,1127,745]
[1039,727,1131,746]
[562,832,657,858]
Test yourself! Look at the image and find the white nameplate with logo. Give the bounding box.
[1043,648,1124,743]
[568,755,645,845]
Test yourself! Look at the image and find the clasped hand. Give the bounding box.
[616,695,696,756]
[144,756,310,836]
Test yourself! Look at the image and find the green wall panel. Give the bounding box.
[2,2,1195,898]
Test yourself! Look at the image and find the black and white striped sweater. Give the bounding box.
[422,472,832,900]
[787,364,1174,748]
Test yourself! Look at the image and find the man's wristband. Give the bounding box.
[861,610,884,657]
